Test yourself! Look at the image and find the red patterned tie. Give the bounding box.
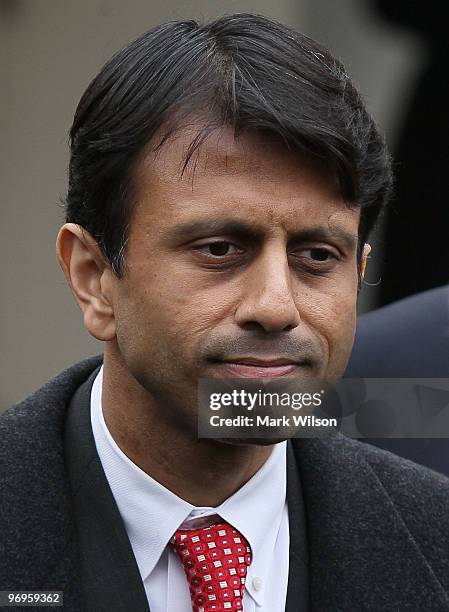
[170,521,252,611]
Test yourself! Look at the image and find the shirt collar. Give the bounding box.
[91,366,287,606]
[90,366,194,580]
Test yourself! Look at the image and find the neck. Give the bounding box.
[100,346,273,507]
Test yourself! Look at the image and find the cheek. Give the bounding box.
[163,280,238,343]
[116,267,239,356]
[298,277,358,366]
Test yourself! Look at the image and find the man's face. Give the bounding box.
[110,127,360,429]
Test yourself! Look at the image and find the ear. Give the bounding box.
[56,223,116,341]
[360,243,371,279]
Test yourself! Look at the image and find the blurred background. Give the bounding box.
[1,0,442,408]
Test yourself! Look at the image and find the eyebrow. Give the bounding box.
[167,218,358,250]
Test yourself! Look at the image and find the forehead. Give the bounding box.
[131,125,359,235]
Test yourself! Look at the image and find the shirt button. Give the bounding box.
[252,576,263,591]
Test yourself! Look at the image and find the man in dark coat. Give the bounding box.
[2,356,449,611]
[347,285,449,475]
[2,13,449,612]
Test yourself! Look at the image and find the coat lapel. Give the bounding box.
[285,441,309,610]
[291,435,449,611]
[64,367,151,612]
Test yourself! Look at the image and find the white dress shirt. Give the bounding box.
[90,366,289,611]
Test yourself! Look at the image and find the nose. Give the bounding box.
[234,245,301,333]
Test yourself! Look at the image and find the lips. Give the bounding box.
[215,357,299,378]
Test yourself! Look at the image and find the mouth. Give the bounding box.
[212,356,304,378]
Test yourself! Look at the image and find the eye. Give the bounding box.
[290,246,340,271]
[304,248,336,261]
[194,241,239,257]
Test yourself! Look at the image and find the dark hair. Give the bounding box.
[65,13,393,277]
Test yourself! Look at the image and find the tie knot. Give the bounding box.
[170,521,252,611]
